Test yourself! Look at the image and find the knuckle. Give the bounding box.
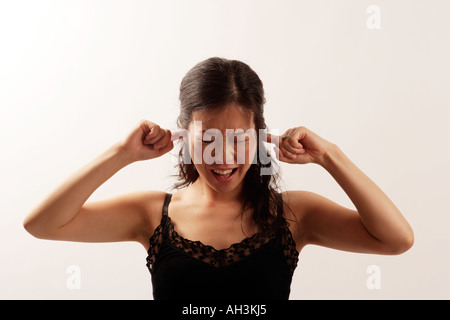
[151,125,160,135]
[139,119,153,127]
[163,128,171,137]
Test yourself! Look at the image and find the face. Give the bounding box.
[187,103,257,194]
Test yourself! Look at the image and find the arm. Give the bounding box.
[271,127,414,255]
[316,143,413,253]
[23,120,173,244]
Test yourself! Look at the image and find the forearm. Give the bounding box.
[319,144,414,247]
[24,143,132,236]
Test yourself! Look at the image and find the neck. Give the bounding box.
[190,177,245,206]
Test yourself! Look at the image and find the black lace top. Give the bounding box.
[146,193,299,300]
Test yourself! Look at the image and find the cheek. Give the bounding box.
[188,139,204,164]
[249,141,257,157]
[189,142,196,162]
[244,140,258,165]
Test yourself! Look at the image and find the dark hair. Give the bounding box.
[173,57,287,235]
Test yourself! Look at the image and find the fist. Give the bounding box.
[266,126,333,165]
[121,120,174,162]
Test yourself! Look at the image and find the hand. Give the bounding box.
[120,120,174,163]
[266,126,334,165]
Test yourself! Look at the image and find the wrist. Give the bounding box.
[108,142,135,168]
[316,143,341,169]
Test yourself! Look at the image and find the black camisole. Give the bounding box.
[146,193,299,300]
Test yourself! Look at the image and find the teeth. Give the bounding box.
[213,169,233,175]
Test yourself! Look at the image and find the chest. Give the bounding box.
[167,202,258,251]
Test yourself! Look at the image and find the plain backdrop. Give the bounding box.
[1,0,449,299]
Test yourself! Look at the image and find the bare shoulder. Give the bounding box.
[281,190,340,249]
[280,190,314,250]
[101,189,167,226]
[282,189,329,209]
[133,190,169,246]
[281,190,317,220]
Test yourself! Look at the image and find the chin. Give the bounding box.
[202,165,247,193]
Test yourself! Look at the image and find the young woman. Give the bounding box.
[23,57,413,300]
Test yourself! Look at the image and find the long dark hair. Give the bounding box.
[173,57,287,235]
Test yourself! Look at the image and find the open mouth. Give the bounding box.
[211,168,238,181]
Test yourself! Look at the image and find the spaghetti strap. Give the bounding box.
[162,193,172,217]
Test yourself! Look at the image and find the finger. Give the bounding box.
[281,128,295,141]
[283,149,297,160]
[157,140,174,155]
[150,128,168,147]
[282,137,305,155]
[286,135,303,149]
[144,125,162,144]
[279,146,297,160]
[282,139,301,155]
[139,120,153,135]
[274,146,294,163]
[144,124,160,138]
[154,129,172,150]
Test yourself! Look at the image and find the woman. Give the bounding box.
[23,57,413,300]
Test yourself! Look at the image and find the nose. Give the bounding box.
[210,139,236,165]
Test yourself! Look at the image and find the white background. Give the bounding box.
[1,0,449,299]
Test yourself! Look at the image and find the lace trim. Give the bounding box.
[281,225,300,275]
[146,215,299,275]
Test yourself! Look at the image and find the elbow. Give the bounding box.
[402,230,415,253]
[23,216,33,234]
[23,216,50,240]
[388,230,414,255]
[23,218,40,239]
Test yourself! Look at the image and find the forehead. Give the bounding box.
[191,103,254,131]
